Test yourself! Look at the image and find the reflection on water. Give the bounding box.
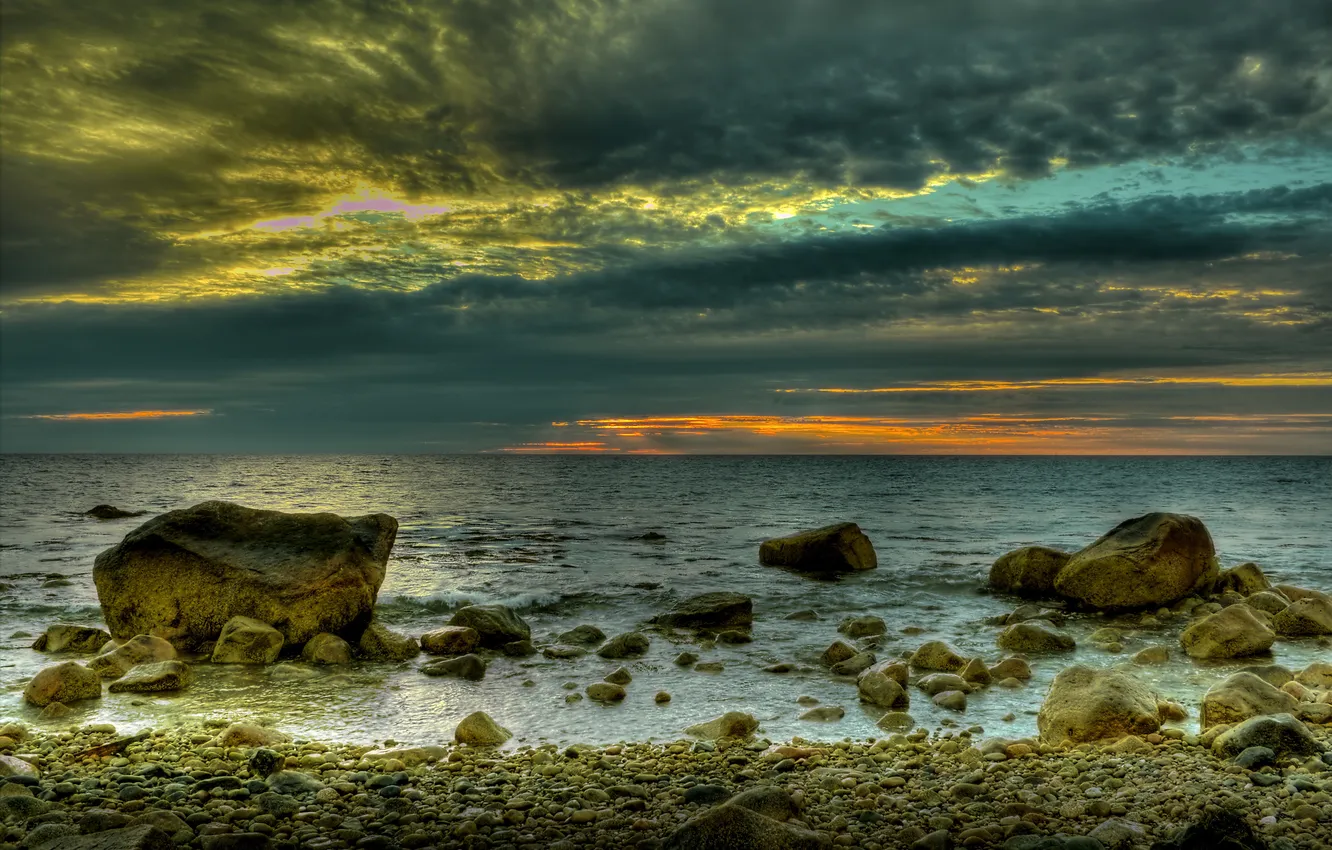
[2,455,1329,746]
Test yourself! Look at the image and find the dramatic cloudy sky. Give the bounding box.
[2,0,1330,453]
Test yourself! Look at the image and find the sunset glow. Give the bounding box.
[22,410,214,422]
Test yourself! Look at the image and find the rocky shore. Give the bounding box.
[5,505,1332,847]
[1,714,1330,850]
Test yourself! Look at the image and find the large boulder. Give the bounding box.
[997,622,1075,653]
[1053,513,1219,609]
[989,546,1071,597]
[1179,605,1275,659]
[1212,713,1322,759]
[447,605,531,648]
[655,593,754,629]
[89,634,177,678]
[31,624,111,654]
[108,660,192,693]
[1273,596,1332,636]
[92,501,396,647]
[758,523,876,572]
[1200,672,1298,729]
[454,711,510,746]
[1037,666,1160,744]
[211,616,283,664]
[23,662,101,707]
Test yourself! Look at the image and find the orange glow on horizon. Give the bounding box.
[775,372,1332,395]
[22,409,214,421]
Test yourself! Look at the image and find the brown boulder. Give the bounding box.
[93,501,395,647]
[1053,512,1219,609]
[989,546,1071,597]
[23,662,101,707]
[1037,666,1160,744]
[759,523,876,572]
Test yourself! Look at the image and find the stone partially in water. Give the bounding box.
[857,669,909,709]
[837,615,886,638]
[758,522,876,572]
[23,662,101,707]
[1037,666,1160,744]
[1053,512,1219,610]
[219,723,290,747]
[357,621,419,661]
[917,673,970,697]
[820,640,857,667]
[989,656,1032,680]
[799,706,845,722]
[910,641,967,672]
[655,592,754,629]
[685,712,759,740]
[830,651,875,677]
[557,624,606,646]
[421,654,487,681]
[107,661,191,693]
[448,605,531,648]
[31,624,111,654]
[1216,562,1271,596]
[211,616,284,664]
[597,631,650,659]
[93,501,396,647]
[989,546,1070,597]
[301,633,353,665]
[1179,604,1275,659]
[1273,596,1332,636]
[997,622,1075,653]
[85,505,147,520]
[89,635,177,678]
[454,711,511,746]
[419,626,479,656]
[587,682,627,703]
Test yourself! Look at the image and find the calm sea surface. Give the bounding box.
[1,455,1329,747]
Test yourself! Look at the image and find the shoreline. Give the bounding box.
[2,718,1330,849]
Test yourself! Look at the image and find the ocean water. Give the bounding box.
[1,455,1329,748]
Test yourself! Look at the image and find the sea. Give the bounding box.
[1,455,1329,748]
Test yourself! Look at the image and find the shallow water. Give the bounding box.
[1,455,1329,747]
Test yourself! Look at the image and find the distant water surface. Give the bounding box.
[1,455,1329,747]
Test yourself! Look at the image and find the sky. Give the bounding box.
[1,0,1330,454]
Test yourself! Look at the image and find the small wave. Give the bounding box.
[378,588,604,616]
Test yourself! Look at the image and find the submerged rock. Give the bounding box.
[820,640,858,667]
[837,615,886,638]
[448,605,531,648]
[85,505,147,520]
[31,624,111,654]
[23,662,101,707]
[92,501,396,646]
[219,723,289,747]
[758,522,876,572]
[421,653,487,681]
[1180,604,1275,659]
[989,546,1071,597]
[655,592,754,629]
[1053,512,1219,609]
[107,660,191,693]
[211,616,284,664]
[1037,666,1160,744]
